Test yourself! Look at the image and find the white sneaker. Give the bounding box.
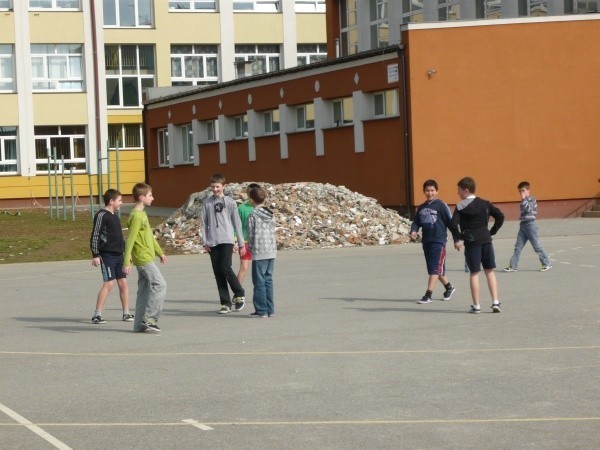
[468,305,481,314]
[491,302,501,313]
[540,265,553,272]
[218,305,231,314]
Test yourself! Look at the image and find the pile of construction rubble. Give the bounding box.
[154,182,413,253]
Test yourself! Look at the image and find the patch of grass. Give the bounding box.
[0,209,177,264]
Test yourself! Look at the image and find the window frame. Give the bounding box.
[294,0,325,12]
[157,128,169,167]
[108,124,143,149]
[181,123,195,163]
[31,44,84,92]
[105,44,155,109]
[296,44,327,66]
[296,104,315,130]
[333,97,353,126]
[233,1,279,12]
[29,0,81,10]
[373,89,398,118]
[234,115,248,139]
[263,109,280,135]
[168,1,217,11]
[369,0,389,49]
[170,44,219,86]
[235,44,281,78]
[103,0,153,27]
[0,126,18,175]
[0,44,15,92]
[34,125,87,174]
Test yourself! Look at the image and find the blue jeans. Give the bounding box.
[509,221,550,269]
[252,259,275,315]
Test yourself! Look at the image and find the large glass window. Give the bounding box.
[374,90,398,117]
[296,104,314,130]
[169,1,217,11]
[263,110,280,134]
[233,1,279,12]
[0,1,12,10]
[438,1,461,21]
[157,128,169,166]
[171,45,219,86]
[340,0,358,56]
[234,115,248,138]
[34,125,86,173]
[401,0,423,24]
[29,0,81,10]
[235,44,280,78]
[297,44,327,66]
[108,124,142,149]
[31,44,84,92]
[521,0,548,16]
[333,97,353,126]
[573,1,599,13]
[295,0,325,12]
[180,123,194,163]
[205,120,217,142]
[105,45,155,108]
[103,0,153,27]
[0,126,17,174]
[370,0,389,49]
[475,0,502,18]
[0,45,15,92]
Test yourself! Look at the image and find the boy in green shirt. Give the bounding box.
[237,183,260,283]
[123,183,167,333]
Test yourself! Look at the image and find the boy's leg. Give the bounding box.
[217,244,245,298]
[469,272,481,306]
[237,243,251,283]
[251,260,268,316]
[209,245,233,307]
[509,224,528,269]
[133,267,149,332]
[484,268,499,301]
[524,222,551,266]
[94,280,114,311]
[138,262,166,325]
[116,277,130,309]
[264,259,275,315]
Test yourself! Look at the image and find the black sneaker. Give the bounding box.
[91,315,106,324]
[491,302,501,313]
[141,321,161,333]
[442,286,456,301]
[233,296,245,311]
[417,296,432,304]
[468,305,481,314]
[122,313,134,322]
[249,312,267,318]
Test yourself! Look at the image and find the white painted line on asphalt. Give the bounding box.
[571,247,582,250]
[580,264,597,268]
[0,402,72,450]
[559,261,572,265]
[182,419,214,431]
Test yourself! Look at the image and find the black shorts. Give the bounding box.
[422,242,446,276]
[99,253,126,282]
[464,243,496,273]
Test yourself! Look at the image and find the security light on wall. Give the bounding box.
[426,69,437,78]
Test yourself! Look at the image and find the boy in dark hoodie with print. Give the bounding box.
[246,186,277,318]
[451,177,504,314]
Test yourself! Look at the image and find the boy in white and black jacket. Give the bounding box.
[246,186,277,318]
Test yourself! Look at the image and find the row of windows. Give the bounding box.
[156,90,398,167]
[0,1,325,21]
[341,0,599,56]
[0,124,143,175]
[0,43,327,106]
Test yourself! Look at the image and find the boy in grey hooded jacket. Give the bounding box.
[247,186,277,318]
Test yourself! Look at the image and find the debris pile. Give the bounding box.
[154,182,412,253]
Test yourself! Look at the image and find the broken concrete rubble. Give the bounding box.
[154,182,413,254]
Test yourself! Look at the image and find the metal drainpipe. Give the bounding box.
[89,0,103,181]
[397,44,413,219]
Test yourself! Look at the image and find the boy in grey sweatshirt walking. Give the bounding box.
[200,174,247,314]
[246,186,277,318]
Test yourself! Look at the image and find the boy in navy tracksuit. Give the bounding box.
[410,179,459,304]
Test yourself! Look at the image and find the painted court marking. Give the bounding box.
[0,402,72,450]
[182,419,213,431]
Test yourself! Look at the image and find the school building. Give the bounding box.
[0,0,326,207]
[143,0,600,219]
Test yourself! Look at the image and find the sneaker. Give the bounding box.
[491,302,501,313]
[218,305,231,314]
[468,305,481,314]
[250,312,267,318]
[417,296,432,304]
[122,313,134,322]
[233,296,246,311]
[140,321,161,333]
[503,266,517,272]
[442,286,456,301]
[540,264,553,272]
[91,315,106,324]
[268,313,275,318]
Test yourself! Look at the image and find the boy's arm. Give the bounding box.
[442,203,461,240]
[90,212,103,258]
[450,209,462,243]
[231,201,245,249]
[521,196,535,215]
[489,203,505,236]
[123,215,141,269]
[247,214,255,252]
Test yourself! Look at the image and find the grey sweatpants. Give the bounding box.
[133,261,167,332]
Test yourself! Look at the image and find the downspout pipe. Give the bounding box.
[397,43,413,219]
[90,0,102,177]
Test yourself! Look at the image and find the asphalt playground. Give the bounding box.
[1,218,599,449]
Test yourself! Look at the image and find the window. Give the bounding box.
[235,44,280,78]
[29,0,81,10]
[169,1,217,11]
[297,44,327,66]
[108,124,142,149]
[0,126,17,174]
[180,123,194,163]
[233,1,279,12]
[0,1,12,10]
[296,104,314,130]
[31,44,83,92]
[333,98,353,126]
[105,45,155,108]
[374,90,398,117]
[171,45,218,86]
[401,0,423,24]
[574,1,599,13]
[525,0,548,16]
[370,0,389,49]
[34,126,86,173]
[103,0,153,27]
[206,120,217,142]
[157,128,169,166]
[438,1,461,21]
[263,110,280,134]
[475,0,502,18]
[0,45,15,92]
[234,115,248,138]
[295,0,325,12]
[340,0,358,56]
